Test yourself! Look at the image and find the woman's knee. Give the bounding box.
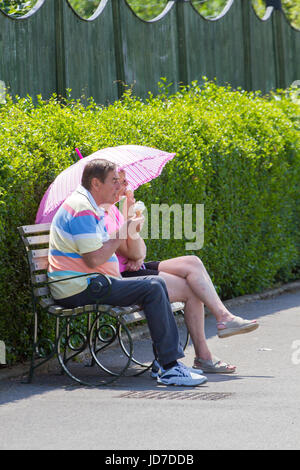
[186,255,204,271]
[160,272,194,303]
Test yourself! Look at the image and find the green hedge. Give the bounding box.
[0,81,299,363]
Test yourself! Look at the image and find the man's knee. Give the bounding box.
[154,275,167,288]
[153,276,169,295]
[147,276,169,298]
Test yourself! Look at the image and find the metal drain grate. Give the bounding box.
[117,391,233,401]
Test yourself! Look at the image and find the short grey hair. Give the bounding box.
[81,159,117,190]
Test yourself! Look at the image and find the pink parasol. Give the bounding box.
[35,144,175,223]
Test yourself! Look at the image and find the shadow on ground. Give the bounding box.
[0,290,298,406]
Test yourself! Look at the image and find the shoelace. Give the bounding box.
[154,361,192,373]
[171,365,190,377]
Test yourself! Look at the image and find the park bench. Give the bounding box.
[18,223,189,387]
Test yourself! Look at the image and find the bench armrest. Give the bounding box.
[46,272,111,286]
[45,272,112,302]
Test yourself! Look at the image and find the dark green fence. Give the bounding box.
[0,0,299,103]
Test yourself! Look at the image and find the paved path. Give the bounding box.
[0,290,300,450]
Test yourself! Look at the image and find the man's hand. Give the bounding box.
[82,217,143,269]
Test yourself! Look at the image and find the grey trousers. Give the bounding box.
[58,275,185,366]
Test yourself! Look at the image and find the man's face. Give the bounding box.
[91,169,121,206]
[115,171,128,202]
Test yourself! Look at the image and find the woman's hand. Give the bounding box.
[122,190,136,219]
[128,214,144,237]
[125,258,145,271]
[117,215,143,239]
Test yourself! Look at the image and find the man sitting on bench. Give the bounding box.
[47,159,207,387]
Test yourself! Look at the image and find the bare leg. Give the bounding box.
[158,256,235,325]
[159,272,236,371]
[159,272,214,361]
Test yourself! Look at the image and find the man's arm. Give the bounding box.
[82,217,143,268]
[82,237,122,269]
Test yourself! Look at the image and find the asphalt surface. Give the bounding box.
[1,289,300,450]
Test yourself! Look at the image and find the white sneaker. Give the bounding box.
[151,360,204,378]
[157,363,207,387]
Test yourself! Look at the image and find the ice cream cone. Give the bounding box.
[133,201,145,217]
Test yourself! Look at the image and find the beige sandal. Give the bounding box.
[217,317,259,339]
[193,356,236,374]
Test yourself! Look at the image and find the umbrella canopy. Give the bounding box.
[35,144,175,224]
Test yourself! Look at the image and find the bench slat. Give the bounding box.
[48,304,95,315]
[34,286,50,297]
[30,248,49,259]
[123,311,146,324]
[121,304,185,324]
[30,258,48,272]
[171,302,184,312]
[31,273,48,284]
[28,249,49,272]
[48,305,64,314]
[39,297,55,308]
[18,223,51,235]
[24,234,50,247]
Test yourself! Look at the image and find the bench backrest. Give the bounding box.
[18,223,55,310]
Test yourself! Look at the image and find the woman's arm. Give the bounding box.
[117,190,147,261]
[117,233,146,261]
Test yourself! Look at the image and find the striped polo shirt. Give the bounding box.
[48,185,121,300]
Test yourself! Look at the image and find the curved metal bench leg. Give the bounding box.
[56,313,133,386]
[88,313,134,384]
[56,319,89,386]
